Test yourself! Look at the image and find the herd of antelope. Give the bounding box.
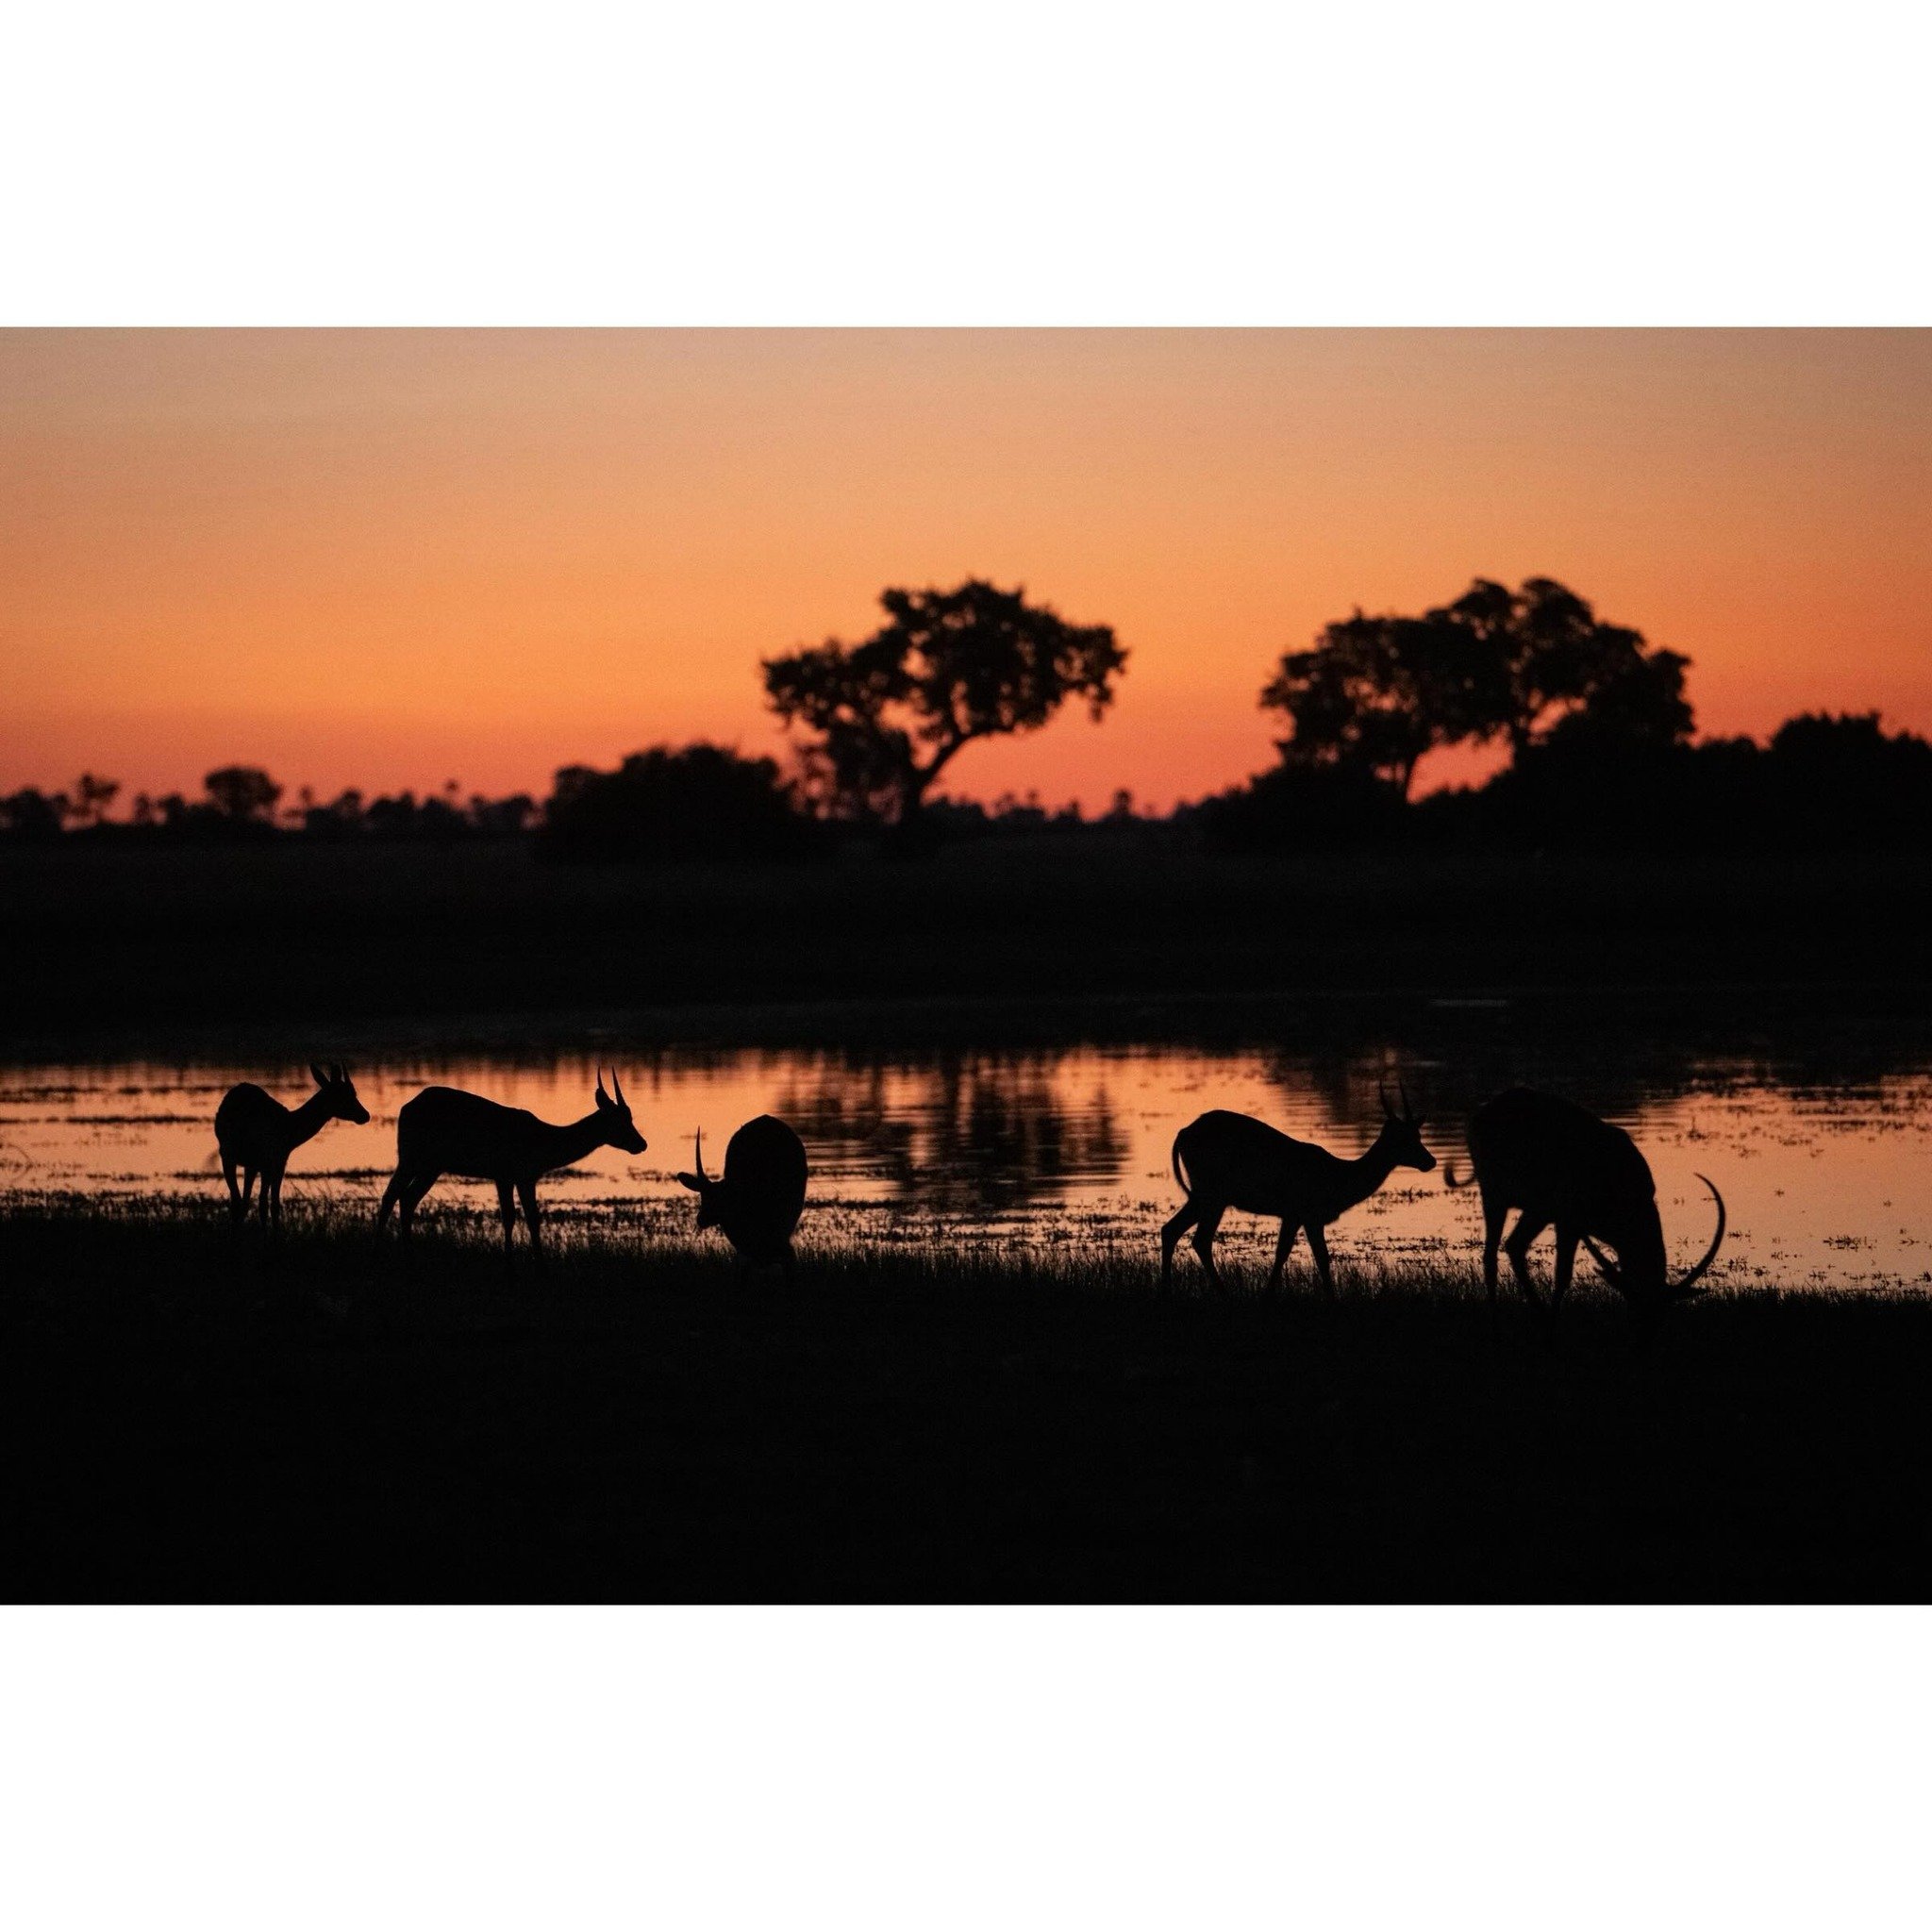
[211,1064,1727,1324]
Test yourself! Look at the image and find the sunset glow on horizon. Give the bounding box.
[5,327,1929,812]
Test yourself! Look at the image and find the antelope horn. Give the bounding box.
[1398,1074,1414,1121]
[595,1064,609,1106]
[693,1126,708,1182]
[609,1065,625,1108]
[1672,1176,1726,1297]
[1581,1235,1622,1285]
[1378,1080,1394,1119]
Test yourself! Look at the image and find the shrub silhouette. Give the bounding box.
[204,765,282,825]
[0,788,71,841]
[538,743,814,863]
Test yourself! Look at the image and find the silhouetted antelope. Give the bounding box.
[375,1068,645,1257]
[1161,1084,1435,1293]
[215,1062,370,1227]
[675,1115,808,1282]
[1445,1087,1724,1329]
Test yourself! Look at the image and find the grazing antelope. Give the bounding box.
[214,1062,370,1227]
[1445,1087,1724,1329]
[1161,1084,1436,1293]
[675,1115,808,1281]
[375,1068,645,1257]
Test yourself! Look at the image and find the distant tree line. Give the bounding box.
[1197,575,1932,853]
[1192,707,1932,853]
[7,575,1929,859]
[0,767,538,843]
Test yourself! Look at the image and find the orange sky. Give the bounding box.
[3,329,1928,812]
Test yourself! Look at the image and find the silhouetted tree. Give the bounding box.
[203,765,282,824]
[1262,611,1492,795]
[539,743,813,863]
[300,789,364,837]
[1433,576,1690,758]
[364,791,423,838]
[1762,711,1932,846]
[69,774,120,828]
[469,792,536,836]
[0,788,70,841]
[1263,577,1693,796]
[761,580,1126,825]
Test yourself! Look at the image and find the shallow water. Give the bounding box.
[4,1037,1929,1291]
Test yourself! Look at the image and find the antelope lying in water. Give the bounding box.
[375,1068,645,1256]
[214,1062,370,1226]
[675,1114,808,1282]
[1445,1087,1725,1328]
[1161,1084,1436,1293]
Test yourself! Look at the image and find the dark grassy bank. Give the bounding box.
[5,1199,1929,1601]
[5,837,1932,1050]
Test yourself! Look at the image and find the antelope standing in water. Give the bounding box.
[1161,1084,1436,1293]
[214,1063,370,1226]
[375,1068,645,1257]
[675,1115,808,1282]
[1445,1087,1725,1332]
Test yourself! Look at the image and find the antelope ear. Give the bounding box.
[310,1062,329,1087]
[673,1172,704,1192]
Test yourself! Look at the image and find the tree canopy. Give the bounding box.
[203,765,283,824]
[761,580,1126,824]
[1261,576,1693,795]
[539,743,810,863]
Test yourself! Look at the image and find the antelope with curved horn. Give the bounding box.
[375,1065,645,1257]
[215,1062,370,1227]
[1443,1087,1725,1331]
[1160,1080,1436,1293]
[675,1114,809,1283]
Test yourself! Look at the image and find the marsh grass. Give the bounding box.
[4,1195,1929,1602]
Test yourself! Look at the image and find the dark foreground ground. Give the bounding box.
[5,1200,1928,1601]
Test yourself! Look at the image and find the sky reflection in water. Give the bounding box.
[5,1041,1929,1293]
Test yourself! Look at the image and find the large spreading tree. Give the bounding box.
[761,580,1126,825]
[1261,576,1693,796]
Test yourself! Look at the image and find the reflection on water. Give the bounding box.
[3,1039,1931,1292]
[768,1053,1128,1211]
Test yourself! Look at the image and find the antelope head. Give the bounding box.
[593,1065,647,1155]
[1583,1175,1726,1304]
[674,1129,724,1228]
[309,1061,370,1124]
[1376,1077,1436,1174]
